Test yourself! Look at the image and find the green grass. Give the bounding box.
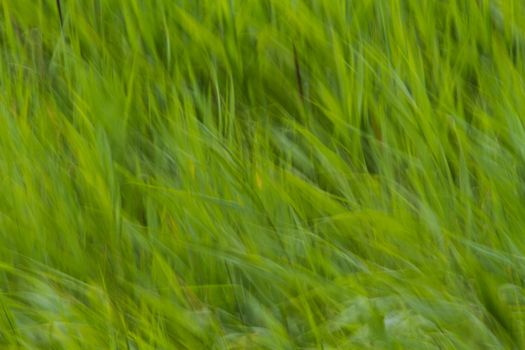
[1,0,525,348]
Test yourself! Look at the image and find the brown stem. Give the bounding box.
[56,0,64,27]
[293,44,304,101]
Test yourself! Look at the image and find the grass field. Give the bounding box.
[2,0,525,348]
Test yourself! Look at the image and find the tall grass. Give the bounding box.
[1,0,525,348]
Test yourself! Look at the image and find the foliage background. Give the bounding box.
[1,0,525,348]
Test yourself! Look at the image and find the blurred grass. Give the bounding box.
[2,0,525,348]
